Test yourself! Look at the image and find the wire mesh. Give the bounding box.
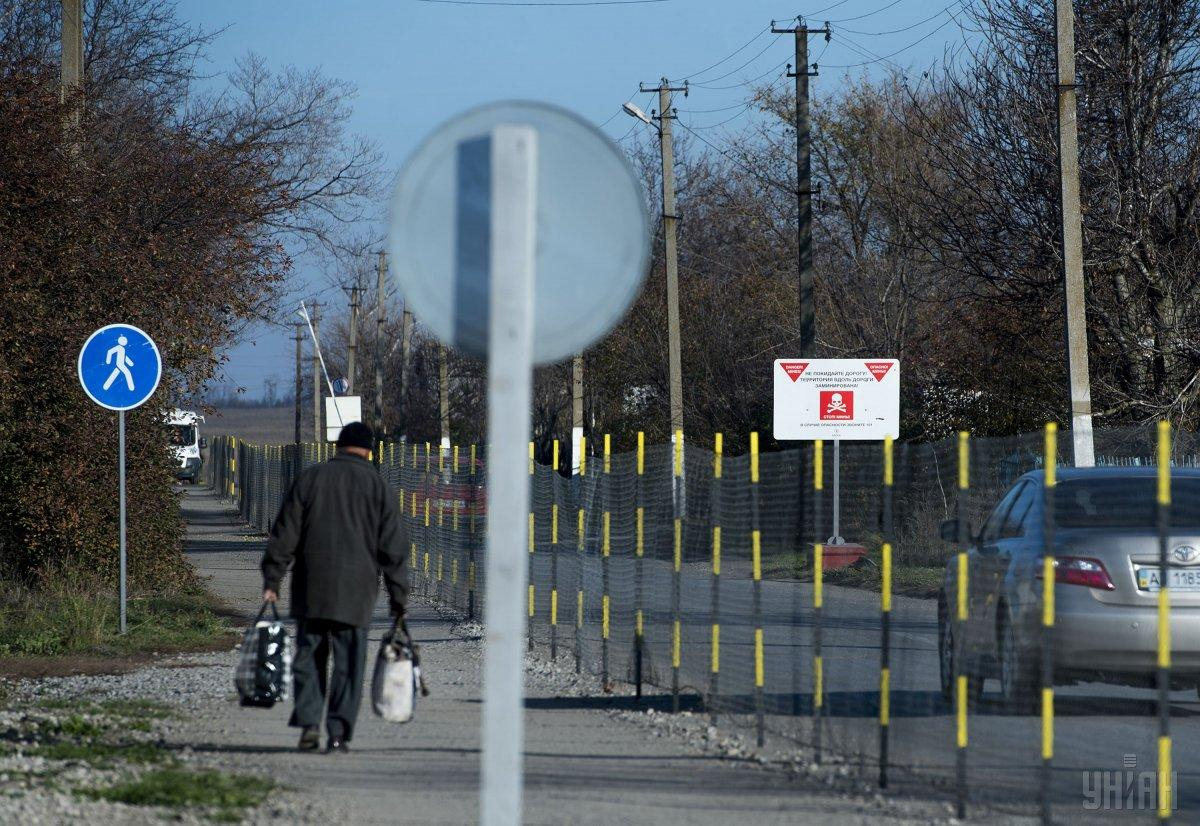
[211,426,1200,820]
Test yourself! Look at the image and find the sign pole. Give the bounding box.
[77,323,162,638]
[831,437,842,544]
[118,409,127,635]
[480,124,538,826]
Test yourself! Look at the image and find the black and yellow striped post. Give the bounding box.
[751,432,765,747]
[812,438,824,764]
[1157,420,1173,823]
[709,433,722,725]
[575,437,587,675]
[436,494,445,600]
[528,440,536,652]
[423,467,432,598]
[1040,423,1056,825]
[229,437,237,500]
[955,430,970,821]
[672,429,684,713]
[436,479,446,596]
[635,431,646,699]
[879,435,894,789]
[468,443,478,621]
[550,438,560,661]
[453,445,461,607]
[601,433,612,685]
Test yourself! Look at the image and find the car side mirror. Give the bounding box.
[939,518,968,544]
[199,438,208,449]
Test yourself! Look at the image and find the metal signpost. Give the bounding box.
[388,101,649,826]
[77,323,162,635]
[773,359,900,541]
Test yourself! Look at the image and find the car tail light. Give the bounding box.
[1037,556,1116,591]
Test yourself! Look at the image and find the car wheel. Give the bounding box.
[998,612,1038,714]
[939,598,982,705]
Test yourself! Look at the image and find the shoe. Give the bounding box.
[327,736,349,754]
[298,726,320,752]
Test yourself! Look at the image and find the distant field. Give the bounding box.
[202,406,304,444]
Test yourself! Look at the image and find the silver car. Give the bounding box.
[937,467,1200,711]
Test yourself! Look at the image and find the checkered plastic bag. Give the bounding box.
[235,602,292,708]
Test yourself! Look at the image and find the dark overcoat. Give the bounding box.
[262,453,408,627]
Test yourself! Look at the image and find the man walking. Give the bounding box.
[261,421,408,753]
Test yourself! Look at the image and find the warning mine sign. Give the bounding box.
[773,358,899,440]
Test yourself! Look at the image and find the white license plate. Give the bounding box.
[1137,567,1200,592]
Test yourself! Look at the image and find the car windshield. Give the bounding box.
[1055,478,1200,529]
[166,425,196,447]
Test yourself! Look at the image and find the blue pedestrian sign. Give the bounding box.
[77,324,162,411]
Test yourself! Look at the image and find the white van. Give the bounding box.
[166,408,206,483]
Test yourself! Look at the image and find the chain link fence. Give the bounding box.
[205,426,1200,821]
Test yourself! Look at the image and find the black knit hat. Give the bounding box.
[336,421,374,451]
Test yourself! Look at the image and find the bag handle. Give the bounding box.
[391,613,413,646]
[391,614,430,697]
[255,600,280,623]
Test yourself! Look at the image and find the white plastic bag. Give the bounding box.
[371,641,417,723]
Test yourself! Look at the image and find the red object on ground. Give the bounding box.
[822,543,868,570]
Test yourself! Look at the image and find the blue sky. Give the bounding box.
[178,0,974,397]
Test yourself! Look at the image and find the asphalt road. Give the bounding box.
[182,486,951,825]
[510,548,1200,822]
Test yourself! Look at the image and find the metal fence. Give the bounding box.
[206,425,1200,822]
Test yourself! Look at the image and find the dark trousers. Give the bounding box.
[290,618,369,741]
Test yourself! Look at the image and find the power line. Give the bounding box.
[690,37,779,86]
[823,9,964,69]
[799,0,853,16]
[838,0,965,36]
[415,0,669,5]
[825,0,907,24]
[675,119,795,197]
[674,26,772,82]
[692,54,792,90]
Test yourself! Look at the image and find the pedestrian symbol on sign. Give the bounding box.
[103,335,136,392]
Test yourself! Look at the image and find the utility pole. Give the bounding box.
[439,345,450,457]
[1053,0,1095,467]
[375,251,387,435]
[397,304,414,439]
[60,0,83,119]
[638,77,688,435]
[310,304,323,443]
[571,353,584,474]
[347,283,361,395]
[294,322,304,444]
[772,17,830,357]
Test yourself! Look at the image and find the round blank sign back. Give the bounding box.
[388,101,651,365]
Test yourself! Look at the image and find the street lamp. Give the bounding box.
[622,101,653,125]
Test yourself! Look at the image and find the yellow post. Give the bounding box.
[602,433,612,678]
[955,430,970,819]
[1157,419,1172,820]
[551,438,560,649]
[1042,422,1057,770]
